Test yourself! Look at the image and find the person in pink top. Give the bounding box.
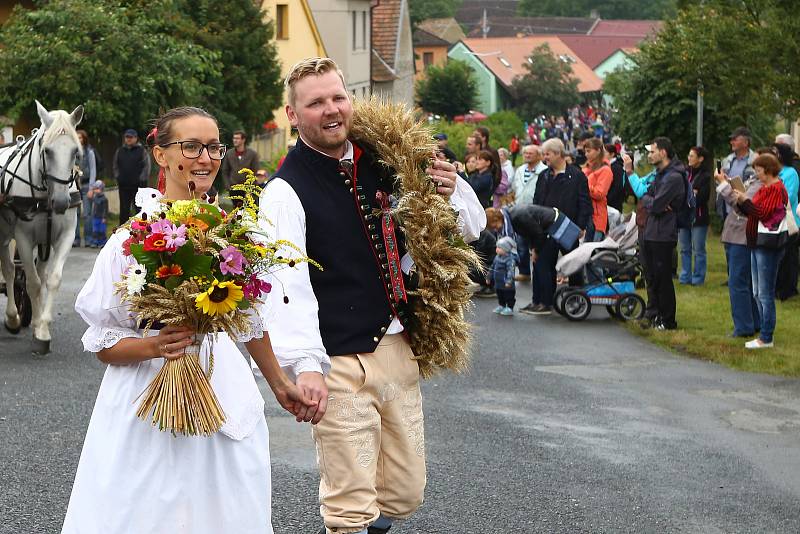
[582,137,613,241]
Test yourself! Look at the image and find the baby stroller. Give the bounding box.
[553,214,644,322]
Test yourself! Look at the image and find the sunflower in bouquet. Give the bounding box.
[116,170,317,436]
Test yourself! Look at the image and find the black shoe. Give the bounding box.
[368,526,391,534]
[530,304,552,315]
[473,286,495,298]
[654,320,677,331]
[519,303,537,315]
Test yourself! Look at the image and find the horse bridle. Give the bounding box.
[0,129,80,199]
[0,130,81,262]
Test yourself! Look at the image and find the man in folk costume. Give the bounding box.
[259,58,485,534]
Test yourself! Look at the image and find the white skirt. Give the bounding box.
[61,336,273,534]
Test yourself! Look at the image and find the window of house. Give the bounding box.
[423,52,433,68]
[276,4,288,40]
[352,11,357,50]
[362,11,367,50]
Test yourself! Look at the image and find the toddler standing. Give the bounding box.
[90,180,109,248]
[492,236,518,316]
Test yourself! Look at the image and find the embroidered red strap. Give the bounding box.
[376,190,407,304]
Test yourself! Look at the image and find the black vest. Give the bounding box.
[274,139,410,357]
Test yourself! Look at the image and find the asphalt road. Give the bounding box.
[2,248,800,533]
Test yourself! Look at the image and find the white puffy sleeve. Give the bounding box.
[257,178,331,379]
[450,175,487,244]
[75,231,142,353]
[234,308,266,343]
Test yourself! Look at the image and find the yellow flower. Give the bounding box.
[195,279,243,316]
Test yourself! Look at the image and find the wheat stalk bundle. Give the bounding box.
[350,98,482,378]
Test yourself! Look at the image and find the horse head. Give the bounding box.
[36,100,84,214]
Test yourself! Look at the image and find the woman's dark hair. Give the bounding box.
[147,106,218,192]
[772,142,794,168]
[477,149,501,189]
[753,153,781,176]
[604,143,618,156]
[689,146,713,174]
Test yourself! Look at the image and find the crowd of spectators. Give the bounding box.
[446,116,799,350]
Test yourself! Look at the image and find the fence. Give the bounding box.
[250,128,287,170]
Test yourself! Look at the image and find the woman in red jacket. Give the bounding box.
[582,138,613,241]
[733,153,788,349]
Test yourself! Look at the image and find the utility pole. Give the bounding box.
[696,85,704,147]
[482,8,489,39]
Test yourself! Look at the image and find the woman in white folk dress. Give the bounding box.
[61,107,315,534]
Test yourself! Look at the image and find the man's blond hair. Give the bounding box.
[285,57,348,107]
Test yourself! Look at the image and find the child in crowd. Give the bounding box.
[89,180,108,248]
[491,236,518,316]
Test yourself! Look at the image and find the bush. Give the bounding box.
[429,110,526,161]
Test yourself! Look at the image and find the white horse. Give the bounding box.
[0,101,83,355]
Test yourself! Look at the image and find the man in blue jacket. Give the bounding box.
[521,138,592,315]
[640,137,686,330]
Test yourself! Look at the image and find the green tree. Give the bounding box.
[0,0,283,141]
[518,0,675,19]
[0,0,219,137]
[177,0,283,139]
[510,44,580,119]
[604,1,784,156]
[408,0,462,28]
[416,60,478,120]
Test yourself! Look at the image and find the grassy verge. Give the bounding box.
[626,228,800,377]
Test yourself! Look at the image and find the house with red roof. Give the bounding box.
[371,0,415,107]
[448,36,603,115]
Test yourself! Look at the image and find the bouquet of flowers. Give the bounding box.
[116,170,316,436]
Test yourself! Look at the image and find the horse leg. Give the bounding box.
[0,240,21,333]
[34,241,71,355]
[33,210,78,355]
[15,235,44,351]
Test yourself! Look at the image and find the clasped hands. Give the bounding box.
[152,326,325,424]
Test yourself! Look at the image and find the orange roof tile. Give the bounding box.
[372,0,402,73]
[589,20,662,38]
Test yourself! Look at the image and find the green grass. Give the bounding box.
[626,229,800,377]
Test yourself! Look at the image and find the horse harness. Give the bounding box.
[0,132,81,262]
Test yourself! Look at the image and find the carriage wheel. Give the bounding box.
[554,286,570,316]
[563,292,592,322]
[615,294,645,321]
[14,268,32,328]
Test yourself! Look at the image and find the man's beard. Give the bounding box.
[298,119,350,151]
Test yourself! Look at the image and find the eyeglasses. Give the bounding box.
[160,140,227,160]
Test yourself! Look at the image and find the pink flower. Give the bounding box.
[165,224,187,250]
[149,218,172,234]
[130,219,149,232]
[243,274,272,301]
[149,220,187,250]
[219,245,247,276]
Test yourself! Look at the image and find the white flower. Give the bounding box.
[126,262,147,295]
